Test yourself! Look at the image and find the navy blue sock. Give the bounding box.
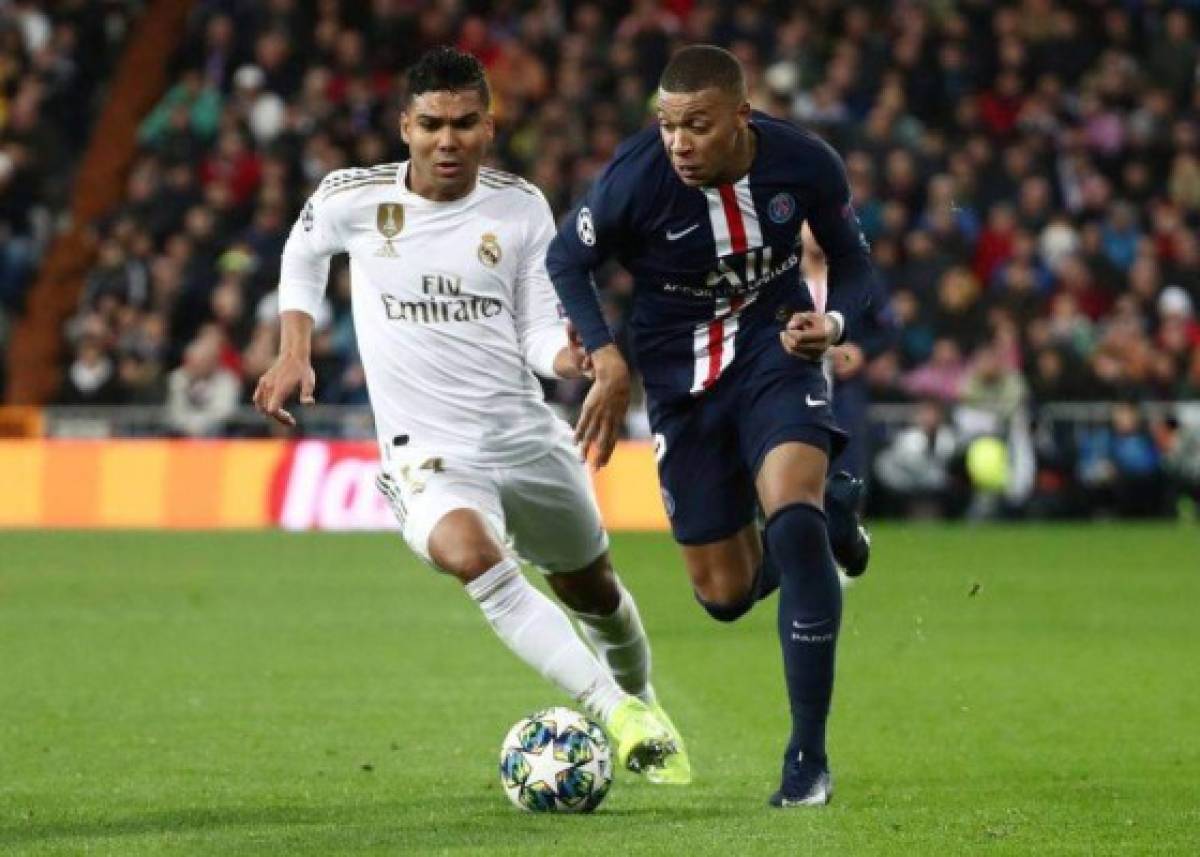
[764,502,842,767]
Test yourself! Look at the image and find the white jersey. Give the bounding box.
[278,161,572,466]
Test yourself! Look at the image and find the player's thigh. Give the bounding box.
[679,523,762,603]
[499,440,610,575]
[737,351,844,517]
[653,394,756,547]
[376,456,507,576]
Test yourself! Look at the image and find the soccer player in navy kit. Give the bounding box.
[546,46,880,806]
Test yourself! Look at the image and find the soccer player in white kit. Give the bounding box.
[253,47,689,782]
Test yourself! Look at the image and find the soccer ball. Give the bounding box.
[498,706,613,813]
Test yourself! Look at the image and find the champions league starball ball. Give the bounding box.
[498,707,613,813]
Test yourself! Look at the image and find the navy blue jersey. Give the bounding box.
[546,112,878,405]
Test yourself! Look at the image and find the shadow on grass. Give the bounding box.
[0,794,741,849]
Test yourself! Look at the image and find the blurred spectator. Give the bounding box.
[902,338,966,403]
[1153,413,1200,506]
[138,68,222,150]
[165,326,240,437]
[961,342,1028,421]
[1077,402,1169,518]
[874,400,960,518]
[57,337,122,405]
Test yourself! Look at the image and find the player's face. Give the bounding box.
[656,87,751,187]
[401,90,494,201]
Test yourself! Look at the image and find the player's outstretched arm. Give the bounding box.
[804,140,879,343]
[574,344,629,467]
[253,310,316,427]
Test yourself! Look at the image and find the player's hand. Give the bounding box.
[575,344,629,468]
[780,312,839,361]
[554,323,594,380]
[831,343,865,380]
[253,354,316,427]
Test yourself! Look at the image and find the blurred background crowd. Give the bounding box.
[2,0,1199,518]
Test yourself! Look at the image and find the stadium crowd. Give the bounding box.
[0,0,137,400]
[9,0,1200,517]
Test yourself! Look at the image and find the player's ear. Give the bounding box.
[484,112,496,143]
[735,98,752,128]
[399,110,411,145]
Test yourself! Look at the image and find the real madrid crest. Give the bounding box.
[375,203,404,257]
[478,232,502,267]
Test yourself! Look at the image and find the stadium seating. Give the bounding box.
[4,1,1199,518]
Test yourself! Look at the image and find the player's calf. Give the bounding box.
[681,527,762,622]
[824,471,871,577]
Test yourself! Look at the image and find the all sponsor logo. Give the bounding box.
[270,441,395,531]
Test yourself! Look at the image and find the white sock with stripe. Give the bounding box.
[572,581,656,705]
[465,558,626,723]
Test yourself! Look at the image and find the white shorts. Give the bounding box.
[375,439,610,574]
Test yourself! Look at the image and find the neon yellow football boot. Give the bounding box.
[644,701,693,785]
[605,697,677,773]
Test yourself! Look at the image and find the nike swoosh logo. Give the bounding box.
[666,224,700,241]
[792,618,831,630]
[805,394,828,407]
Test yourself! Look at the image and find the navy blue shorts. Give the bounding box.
[648,336,847,545]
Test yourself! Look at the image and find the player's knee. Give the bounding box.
[427,516,507,582]
[692,576,755,623]
[757,442,828,518]
[434,544,508,582]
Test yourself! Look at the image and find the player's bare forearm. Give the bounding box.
[253,310,317,427]
[575,344,629,468]
[279,310,314,360]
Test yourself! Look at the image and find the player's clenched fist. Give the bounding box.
[780,312,839,361]
[575,344,630,468]
[253,354,316,427]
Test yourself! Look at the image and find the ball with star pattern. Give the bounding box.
[498,707,613,812]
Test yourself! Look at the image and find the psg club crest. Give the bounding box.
[768,193,795,224]
[478,232,502,267]
[376,202,404,257]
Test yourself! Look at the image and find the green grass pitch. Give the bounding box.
[1,526,1197,855]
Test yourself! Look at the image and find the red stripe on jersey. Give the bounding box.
[701,294,747,391]
[702,319,723,389]
[717,184,748,254]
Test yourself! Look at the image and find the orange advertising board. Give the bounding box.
[0,439,669,532]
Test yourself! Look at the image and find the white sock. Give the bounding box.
[466,559,627,723]
[573,581,655,705]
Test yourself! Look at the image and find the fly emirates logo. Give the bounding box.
[380,273,502,324]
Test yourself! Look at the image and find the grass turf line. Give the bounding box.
[1,526,1197,855]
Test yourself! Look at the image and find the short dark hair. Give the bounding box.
[659,45,746,99]
[405,46,490,107]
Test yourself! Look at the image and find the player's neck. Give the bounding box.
[708,127,757,187]
[406,163,477,202]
